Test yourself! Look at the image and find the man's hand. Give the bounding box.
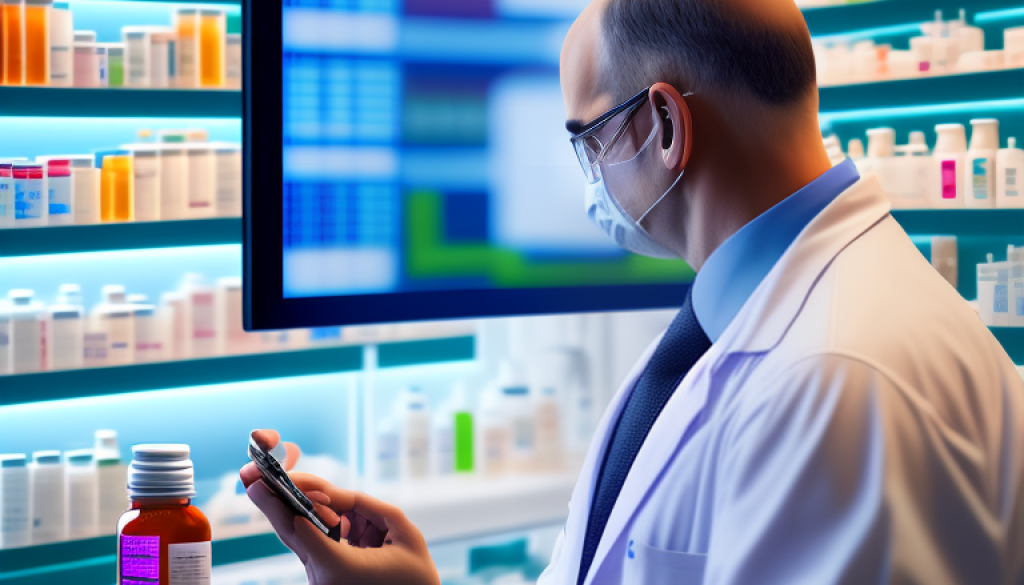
[241,430,441,585]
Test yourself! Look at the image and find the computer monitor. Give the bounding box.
[244,0,692,330]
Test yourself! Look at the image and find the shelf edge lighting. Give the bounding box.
[819,98,1024,124]
[0,243,241,264]
[974,7,1024,24]
[812,22,924,43]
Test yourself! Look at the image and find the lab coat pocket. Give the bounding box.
[622,539,706,585]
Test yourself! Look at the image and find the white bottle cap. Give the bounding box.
[94,429,119,457]
[866,128,896,158]
[8,289,34,303]
[216,276,242,290]
[1007,137,1018,150]
[0,454,27,468]
[934,124,967,154]
[969,118,1000,151]
[127,294,148,304]
[102,285,127,304]
[128,444,196,498]
[32,451,62,465]
[847,138,865,160]
[65,449,94,465]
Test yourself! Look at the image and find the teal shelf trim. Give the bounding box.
[802,0,1018,37]
[0,218,241,258]
[0,87,241,118]
[0,336,477,407]
[0,533,286,585]
[990,327,1024,364]
[818,69,1024,113]
[891,209,1024,237]
[378,335,476,368]
[0,346,363,406]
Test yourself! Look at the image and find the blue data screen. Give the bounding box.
[281,0,689,298]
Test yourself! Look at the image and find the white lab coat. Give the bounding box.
[539,177,1024,585]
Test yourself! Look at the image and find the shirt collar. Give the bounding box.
[691,159,860,342]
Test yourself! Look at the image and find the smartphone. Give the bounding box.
[248,436,342,542]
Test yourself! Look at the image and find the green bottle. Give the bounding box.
[454,411,474,473]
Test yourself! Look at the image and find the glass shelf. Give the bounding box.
[818,68,1024,113]
[0,219,241,258]
[802,0,1019,37]
[890,209,1024,237]
[0,87,241,118]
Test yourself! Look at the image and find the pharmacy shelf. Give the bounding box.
[0,218,241,258]
[0,473,575,585]
[802,0,1018,37]
[991,327,1024,364]
[891,209,1024,237]
[818,68,1024,113]
[0,87,241,118]
[0,335,475,407]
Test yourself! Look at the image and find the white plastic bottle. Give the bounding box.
[932,124,967,208]
[93,285,134,366]
[29,451,65,545]
[185,143,215,218]
[215,277,249,355]
[978,254,998,327]
[504,385,535,474]
[48,284,84,371]
[866,128,899,198]
[159,142,188,220]
[892,131,932,209]
[533,385,564,473]
[376,420,400,483]
[160,291,187,360]
[8,289,43,374]
[214,143,242,217]
[122,144,162,222]
[128,294,162,363]
[64,449,98,540]
[965,119,999,209]
[94,431,127,536]
[399,388,431,481]
[997,137,1024,209]
[49,2,74,86]
[67,156,100,225]
[0,454,31,549]
[12,162,47,228]
[180,273,216,358]
[476,382,510,477]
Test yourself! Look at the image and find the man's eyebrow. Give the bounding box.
[566,120,587,134]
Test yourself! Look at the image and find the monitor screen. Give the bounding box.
[244,0,692,329]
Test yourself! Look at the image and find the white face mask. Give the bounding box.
[583,108,684,259]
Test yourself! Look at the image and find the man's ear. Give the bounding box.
[649,82,693,172]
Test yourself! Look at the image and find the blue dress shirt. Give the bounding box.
[691,159,861,342]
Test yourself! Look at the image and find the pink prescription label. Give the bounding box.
[121,534,160,581]
[941,160,957,199]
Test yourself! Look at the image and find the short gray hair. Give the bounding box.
[602,0,817,106]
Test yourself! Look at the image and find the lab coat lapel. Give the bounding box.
[564,334,665,584]
[583,357,711,585]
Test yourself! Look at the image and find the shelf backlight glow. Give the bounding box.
[820,98,1024,125]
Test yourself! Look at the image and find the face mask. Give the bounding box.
[583,108,684,259]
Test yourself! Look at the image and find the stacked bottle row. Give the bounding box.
[0,2,241,89]
[815,11,1024,86]
[823,119,1024,209]
[0,275,344,375]
[0,430,128,550]
[977,245,1024,328]
[0,129,241,228]
[376,361,582,484]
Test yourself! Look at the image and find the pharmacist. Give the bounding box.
[241,0,1024,583]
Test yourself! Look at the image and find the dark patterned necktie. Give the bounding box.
[577,289,712,584]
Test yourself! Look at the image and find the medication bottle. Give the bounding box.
[48,283,84,371]
[103,42,124,87]
[48,2,71,86]
[997,137,1024,209]
[399,388,431,481]
[64,155,100,224]
[65,449,98,540]
[376,420,400,483]
[73,39,100,87]
[180,274,215,357]
[159,140,187,220]
[866,128,899,199]
[122,26,151,88]
[118,445,212,585]
[226,33,241,89]
[29,451,65,545]
[128,294,163,363]
[214,143,242,217]
[434,383,471,476]
[95,432,128,536]
[2,0,25,85]
[0,160,14,228]
[94,285,134,366]
[432,400,455,477]
[13,162,47,228]
[533,386,564,473]
[932,123,967,208]
[198,9,224,88]
[8,289,42,374]
[891,132,931,210]
[98,150,134,222]
[122,144,161,222]
[149,28,174,89]
[174,9,199,88]
[0,454,30,550]
[477,381,511,477]
[22,0,49,85]
[965,118,999,209]
[0,299,9,373]
[215,276,248,355]
[43,157,73,225]
[185,143,214,218]
[160,291,186,360]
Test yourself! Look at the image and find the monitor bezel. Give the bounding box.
[243,0,690,330]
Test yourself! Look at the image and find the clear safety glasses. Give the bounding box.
[570,86,651,184]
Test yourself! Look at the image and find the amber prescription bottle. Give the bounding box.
[116,444,211,585]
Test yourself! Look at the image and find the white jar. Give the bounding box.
[29,451,65,545]
[0,454,31,550]
[399,389,431,481]
[64,449,98,540]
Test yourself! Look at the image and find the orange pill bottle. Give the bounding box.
[116,444,212,585]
